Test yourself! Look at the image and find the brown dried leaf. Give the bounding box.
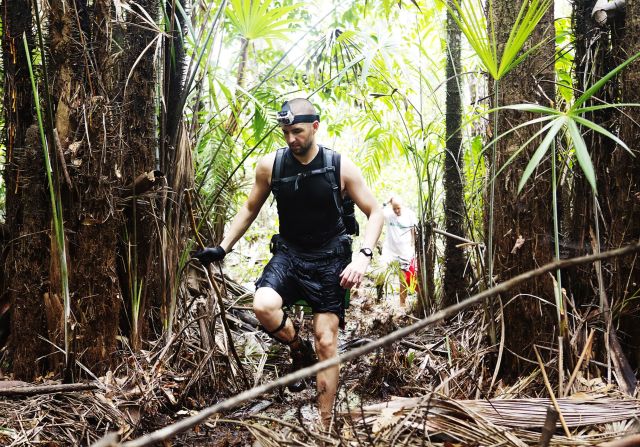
[510,235,525,254]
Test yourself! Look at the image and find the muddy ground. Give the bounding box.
[173,282,430,446]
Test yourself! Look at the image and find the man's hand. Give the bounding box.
[339,254,371,289]
[193,246,226,266]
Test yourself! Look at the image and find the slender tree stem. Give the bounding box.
[487,79,499,344]
[551,139,565,336]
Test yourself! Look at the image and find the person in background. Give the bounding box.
[382,196,417,307]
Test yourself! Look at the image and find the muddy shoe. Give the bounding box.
[287,339,317,392]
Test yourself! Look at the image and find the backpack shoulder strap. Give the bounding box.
[271,147,287,197]
[321,146,343,216]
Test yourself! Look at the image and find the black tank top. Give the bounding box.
[273,146,346,249]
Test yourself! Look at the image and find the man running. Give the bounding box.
[194,98,383,425]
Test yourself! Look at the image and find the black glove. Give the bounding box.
[193,246,226,265]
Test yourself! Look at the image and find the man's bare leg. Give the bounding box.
[399,271,407,307]
[253,287,297,343]
[253,287,315,393]
[313,312,340,426]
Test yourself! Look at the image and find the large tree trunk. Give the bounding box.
[5,0,160,379]
[606,0,640,369]
[567,0,640,385]
[565,0,607,308]
[442,0,468,308]
[565,0,623,372]
[118,0,163,351]
[488,0,556,377]
[1,0,52,378]
[47,0,124,375]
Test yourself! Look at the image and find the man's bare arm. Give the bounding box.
[339,156,384,288]
[219,154,274,253]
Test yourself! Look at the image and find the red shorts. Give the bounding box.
[403,258,417,287]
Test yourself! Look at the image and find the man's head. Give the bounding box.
[390,197,403,216]
[278,98,320,157]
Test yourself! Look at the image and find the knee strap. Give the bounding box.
[260,312,298,345]
[267,312,289,336]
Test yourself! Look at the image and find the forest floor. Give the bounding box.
[1,273,640,446]
[174,280,427,446]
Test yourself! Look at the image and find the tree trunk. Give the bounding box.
[443,0,468,308]
[1,0,53,378]
[118,0,163,351]
[46,0,123,376]
[567,0,640,379]
[565,0,605,310]
[5,0,160,378]
[415,220,436,317]
[488,0,556,377]
[607,0,640,368]
[565,0,620,369]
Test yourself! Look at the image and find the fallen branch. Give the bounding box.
[206,264,251,389]
[433,226,482,246]
[563,329,595,397]
[98,241,640,447]
[533,346,571,438]
[0,381,99,396]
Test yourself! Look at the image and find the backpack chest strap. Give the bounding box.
[277,166,336,191]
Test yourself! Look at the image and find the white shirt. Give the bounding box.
[382,206,417,267]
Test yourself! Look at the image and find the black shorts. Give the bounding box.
[255,234,352,328]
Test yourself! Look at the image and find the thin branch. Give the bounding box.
[0,382,99,396]
[533,345,571,438]
[563,329,595,397]
[53,129,72,188]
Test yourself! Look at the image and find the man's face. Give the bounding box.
[392,202,402,216]
[281,122,318,157]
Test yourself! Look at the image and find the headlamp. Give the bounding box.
[276,109,296,125]
[276,101,320,125]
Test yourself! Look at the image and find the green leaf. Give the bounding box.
[491,119,554,181]
[226,0,300,41]
[444,0,498,78]
[566,119,597,193]
[502,103,559,114]
[518,117,565,192]
[497,0,552,78]
[446,0,552,81]
[485,114,555,152]
[572,103,640,114]
[571,115,632,155]
[573,50,640,110]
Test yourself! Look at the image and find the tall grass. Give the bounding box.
[23,33,71,365]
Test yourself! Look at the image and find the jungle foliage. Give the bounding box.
[1,0,640,402]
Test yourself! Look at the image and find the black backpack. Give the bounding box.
[271,146,360,236]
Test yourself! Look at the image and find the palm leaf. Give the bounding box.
[566,119,597,192]
[226,0,300,41]
[518,117,565,192]
[445,0,552,81]
[573,50,640,109]
[571,115,631,154]
[493,117,557,182]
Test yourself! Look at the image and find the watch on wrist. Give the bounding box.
[359,247,373,258]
